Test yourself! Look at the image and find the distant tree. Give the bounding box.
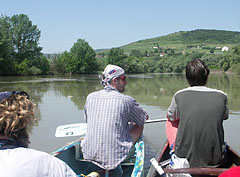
[10,14,42,64]
[158,47,163,53]
[33,56,51,75]
[154,48,158,53]
[120,56,144,73]
[15,59,41,75]
[170,49,175,55]
[51,52,68,74]
[52,39,98,75]
[98,52,106,57]
[129,49,142,57]
[189,51,204,60]
[0,14,46,75]
[0,15,15,75]
[222,45,240,70]
[232,45,240,55]
[107,48,127,66]
[70,39,97,73]
[144,51,149,57]
[210,48,214,54]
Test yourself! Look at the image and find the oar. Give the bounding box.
[145,118,168,124]
[55,123,87,137]
[55,118,168,137]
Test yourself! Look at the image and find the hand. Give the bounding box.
[146,114,149,120]
[129,124,143,144]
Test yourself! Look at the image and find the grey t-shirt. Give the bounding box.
[167,86,228,167]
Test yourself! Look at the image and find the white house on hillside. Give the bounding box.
[221,46,229,51]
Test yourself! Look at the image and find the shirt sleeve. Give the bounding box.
[84,105,87,122]
[84,96,89,122]
[167,96,179,121]
[129,99,148,126]
[223,96,229,120]
[44,154,77,177]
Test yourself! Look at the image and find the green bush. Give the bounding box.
[230,63,240,74]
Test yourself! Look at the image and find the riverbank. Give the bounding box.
[210,70,239,75]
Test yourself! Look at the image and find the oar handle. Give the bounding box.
[145,118,168,124]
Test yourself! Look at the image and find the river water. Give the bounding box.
[0,73,239,173]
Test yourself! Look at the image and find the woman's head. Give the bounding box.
[0,91,35,147]
[185,59,210,86]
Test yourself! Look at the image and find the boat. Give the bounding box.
[147,140,240,177]
[52,136,144,177]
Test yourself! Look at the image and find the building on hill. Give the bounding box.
[221,46,229,51]
[160,52,166,57]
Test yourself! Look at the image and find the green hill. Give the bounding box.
[139,29,240,44]
[118,29,240,53]
[95,29,240,74]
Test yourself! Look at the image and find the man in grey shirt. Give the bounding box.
[81,64,148,176]
[167,59,229,167]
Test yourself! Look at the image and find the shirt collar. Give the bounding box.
[104,85,119,92]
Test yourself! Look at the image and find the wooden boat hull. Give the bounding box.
[52,138,144,177]
[147,141,240,177]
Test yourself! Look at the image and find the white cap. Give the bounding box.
[102,64,125,84]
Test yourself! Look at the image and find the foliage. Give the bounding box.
[230,63,240,74]
[96,57,107,72]
[34,56,51,75]
[106,48,146,73]
[120,56,144,73]
[117,29,239,55]
[53,39,97,74]
[0,14,44,75]
[10,14,42,63]
[50,54,67,74]
[0,15,15,75]
[107,48,127,66]
[138,29,240,45]
[15,59,41,75]
[1,19,240,76]
[129,49,143,57]
[70,39,97,73]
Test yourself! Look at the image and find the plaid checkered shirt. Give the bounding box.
[81,85,147,170]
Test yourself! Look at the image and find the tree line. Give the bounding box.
[1,14,240,76]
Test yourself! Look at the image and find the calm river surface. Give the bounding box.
[0,73,239,171]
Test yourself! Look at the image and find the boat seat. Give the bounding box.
[74,142,84,160]
[74,141,136,164]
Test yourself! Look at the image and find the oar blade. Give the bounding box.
[55,123,87,137]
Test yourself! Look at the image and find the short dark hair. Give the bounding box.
[185,59,210,86]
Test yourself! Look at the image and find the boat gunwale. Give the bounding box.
[147,140,240,177]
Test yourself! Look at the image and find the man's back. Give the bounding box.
[173,86,228,167]
[81,86,146,170]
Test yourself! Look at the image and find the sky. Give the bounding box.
[1,0,240,53]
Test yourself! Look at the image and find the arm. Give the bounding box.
[129,122,143,144]
[128,99,148,143]
[84,106,88,122]
[223,96,229,120]
[129,99,148,126]
[167,96,179,121]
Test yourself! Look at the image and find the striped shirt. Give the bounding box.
[81,85,148,170]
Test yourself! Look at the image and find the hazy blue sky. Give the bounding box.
[1,0,239,53]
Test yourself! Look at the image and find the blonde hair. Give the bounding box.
[0,94,36,147]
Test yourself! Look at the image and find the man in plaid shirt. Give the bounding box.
[81,64,148,176]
